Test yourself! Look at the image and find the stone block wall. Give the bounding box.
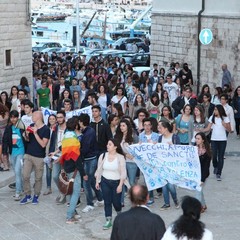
[151,13,240,91]
[0,0,32,92]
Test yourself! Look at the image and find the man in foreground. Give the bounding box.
[110,185,166,240]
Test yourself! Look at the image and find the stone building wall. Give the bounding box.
[0,0,32,92]
[151,0,240,90]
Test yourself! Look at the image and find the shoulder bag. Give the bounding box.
[58,169,77,195]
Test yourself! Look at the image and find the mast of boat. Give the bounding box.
[80,10,99,38]
[102,12,107,41]
[129,5,152,37]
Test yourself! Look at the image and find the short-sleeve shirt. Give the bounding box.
[26,124,50,158]
[111,95,128,112]
[208,115,229,141]
[12,126,25,156]
[37,88,50,107]
[21,115,33,128]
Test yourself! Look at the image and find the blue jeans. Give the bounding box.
[66,171,81,219]
[83,158,103,206]
[211,140,227,175]
[101,176,122,217]
[162,182,178,205]
[126,162,137,186]
[45,163,52,188]
[52,162,61,188]
[121,162,138,204]
[196,183,206,207]
[10,154,23,194]
[101,107,107,122]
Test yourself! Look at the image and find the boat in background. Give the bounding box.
[32,25,72,47]
[31,2,152,47]
[31,10,67,22]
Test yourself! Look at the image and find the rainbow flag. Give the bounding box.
[61,131,80,164]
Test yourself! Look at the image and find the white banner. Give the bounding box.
[41,106,92,124]
[128,143,201,191]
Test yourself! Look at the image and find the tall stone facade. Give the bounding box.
[151,0,240,90]
[0,0,32,92]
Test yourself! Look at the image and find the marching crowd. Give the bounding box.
[0,50,238,238]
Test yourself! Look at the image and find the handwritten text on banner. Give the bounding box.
[41,106,92,124]
[128,143,201,191]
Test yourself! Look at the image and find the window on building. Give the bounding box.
[5,49,11,66]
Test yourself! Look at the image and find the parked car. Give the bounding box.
[41,47,62,56]
[133,66,151,76]
[112,37,144,49]
[122,52,150,67]
[32,42,62,52]
[57,47,77,53]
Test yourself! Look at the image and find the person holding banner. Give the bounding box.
[158,121,180,210]
[195,132,211,213]
[115,119,137,206]
[57,89,72,111]
[175,104,194,145]
[158,105,176,133]
[138,117,159,205]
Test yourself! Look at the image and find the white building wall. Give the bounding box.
[0,0,32,92]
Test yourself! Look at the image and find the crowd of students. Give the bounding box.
[0,52,238,232]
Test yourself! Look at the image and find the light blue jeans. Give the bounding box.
[10,154,23,194]
[126,162,138,186]
[162,182,178,205]
[66,171,81,219]
[83,158,103,206]
[121,162,138,204]
[52,161,61,188]
[196,183,206,206]
[101,106,107,122]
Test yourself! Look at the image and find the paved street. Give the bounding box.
[0,134,239,240]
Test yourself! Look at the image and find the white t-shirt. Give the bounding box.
[59,85,65,97]
[102,154,120,180]
[21,115,33,128]
[111,95,128,113]
[208,115,230,141]
[98,95,107,108]
[57,128,65,148]
[161,135,172,144]
[146,133,152,141]
[163,82,178,103]
[162,226,213,240]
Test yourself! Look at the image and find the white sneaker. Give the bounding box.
[13,193,22,201]
[94,200,104,207]
[82,205,94,213]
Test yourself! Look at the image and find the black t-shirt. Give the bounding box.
[26,124,50,158]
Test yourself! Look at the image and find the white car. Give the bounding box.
[132,66,150,76]
[41,47,62,56]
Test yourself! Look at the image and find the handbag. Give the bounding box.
[58,169,77,195]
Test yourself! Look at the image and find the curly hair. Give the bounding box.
[114,119,133,144]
